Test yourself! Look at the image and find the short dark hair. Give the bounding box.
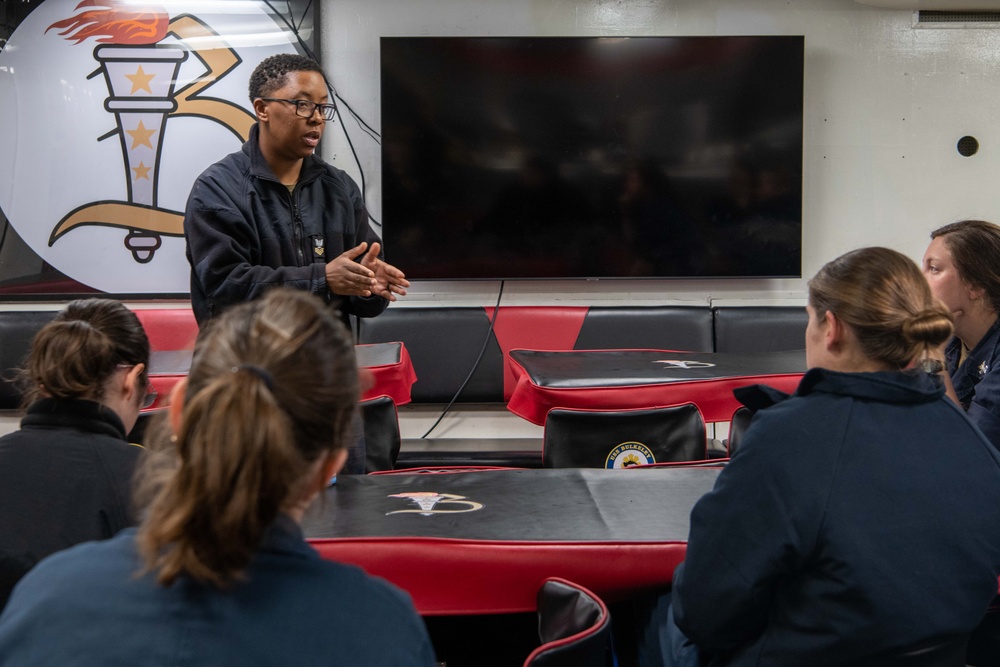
[248,53,326,102]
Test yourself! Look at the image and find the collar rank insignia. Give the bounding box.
[313,236,325,257]
[979,361,989,377]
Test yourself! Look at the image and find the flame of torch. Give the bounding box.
[46,0,168,45]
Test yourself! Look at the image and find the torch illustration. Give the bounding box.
[94,43,187,262]
[45,1,255,263]
[386,492,484,516]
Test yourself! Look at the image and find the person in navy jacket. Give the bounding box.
[0,299,150,613]
[0,289,436,666]
[923,219,1000,452]
[640,247,1000,666]
[923,220,1000,666]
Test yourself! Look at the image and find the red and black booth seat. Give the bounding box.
[356,306,715,403]
[712,305,808,354]
[542,403,707,469]
[302,466,720,616]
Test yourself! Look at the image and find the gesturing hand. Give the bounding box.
[360,242,410,302]
[325,243,377,297]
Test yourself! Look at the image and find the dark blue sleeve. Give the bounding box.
[965,366,1000,453]
[671,405,839,652]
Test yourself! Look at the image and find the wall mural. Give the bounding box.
[0,0,313,295]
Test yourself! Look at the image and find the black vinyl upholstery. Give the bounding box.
[358,307,504,403]
[0,310,59,410]
[713,306,807,354]
[526,578,611,667]
[543,404,706,469]
[727,406,754,456]
[360,395,402,473]
[574,306,714,352]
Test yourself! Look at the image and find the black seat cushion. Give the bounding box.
[527,578,611,667]
[543,404,706,469]
[361,395,402,473]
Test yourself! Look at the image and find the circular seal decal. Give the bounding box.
[605,441,655,469]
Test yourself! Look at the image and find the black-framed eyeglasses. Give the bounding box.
[140,385,158,410]
[117,364,158,409]
[260,97,336,121]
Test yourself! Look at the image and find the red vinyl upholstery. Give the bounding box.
[132,308,199,351]
[309,537,686,616]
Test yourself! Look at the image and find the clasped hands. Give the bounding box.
[325,241,409,301]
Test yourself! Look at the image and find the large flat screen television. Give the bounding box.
[380,36,804,280]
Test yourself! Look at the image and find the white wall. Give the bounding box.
[8,1,1000,442]
[320,0,1000,309]
[314,0,1000,443]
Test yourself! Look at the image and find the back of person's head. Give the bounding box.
[136,288,358,588]
[248,53,326,102]
[21,299,150,407]
[808,247,953,369]
[930,219,1000,314]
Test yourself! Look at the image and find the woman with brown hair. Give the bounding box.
[0,298,151,612]
[0,288,435,665]
[923,219,1000,451]
[640,247,1000,666]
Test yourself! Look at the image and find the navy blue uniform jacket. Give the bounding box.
[946,319,1000,452]
[672,368,1000,666]
[0,515,436,666]
[184,123,388,325]
[0,398,139,613]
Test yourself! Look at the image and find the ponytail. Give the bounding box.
[135,289,358,588]
[138,371,306,586]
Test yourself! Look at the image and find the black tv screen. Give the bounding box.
[380,36,803,279]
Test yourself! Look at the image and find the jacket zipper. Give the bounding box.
[291,188,304,266]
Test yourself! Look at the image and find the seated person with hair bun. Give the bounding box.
[639,247,1000,667]
[0,288,435,666]
[0,299,151,612]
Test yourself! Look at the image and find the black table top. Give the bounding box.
[301,467,721,543]
[355,341,402,367]
[510,349,806,389]
[149,341,404,376]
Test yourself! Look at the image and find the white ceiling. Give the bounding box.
[855,0,1000,8]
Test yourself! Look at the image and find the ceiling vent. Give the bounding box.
[916,9,1000,23]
